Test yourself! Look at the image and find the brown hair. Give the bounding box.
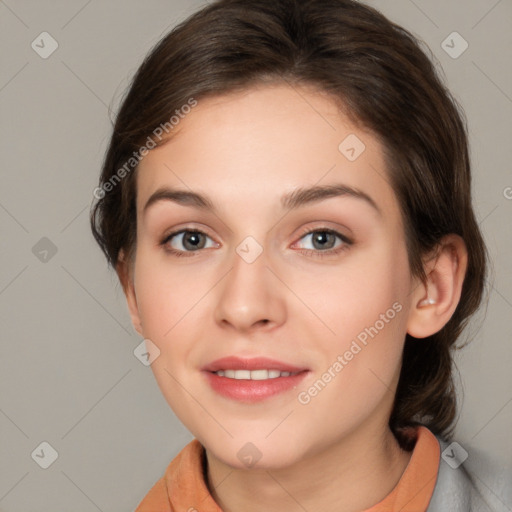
[90,0,488,448]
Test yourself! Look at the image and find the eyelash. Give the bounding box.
[159,227,353,259]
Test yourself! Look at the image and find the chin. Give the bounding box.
[202,435,306,471]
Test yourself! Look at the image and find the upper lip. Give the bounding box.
[202,356,308,373]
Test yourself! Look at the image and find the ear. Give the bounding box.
[117,249,143,336]
[406,234,468,338]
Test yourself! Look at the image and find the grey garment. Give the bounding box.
[426,437,512,512]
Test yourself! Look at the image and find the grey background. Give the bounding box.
[0,0,511,510]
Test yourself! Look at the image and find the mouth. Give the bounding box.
[213,369,301,379]
[202,356,309,402]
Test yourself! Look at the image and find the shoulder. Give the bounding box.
[427,436,512,512]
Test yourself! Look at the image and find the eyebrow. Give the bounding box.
[143,183,381,216]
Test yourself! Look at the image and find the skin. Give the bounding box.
[119,83,468,512]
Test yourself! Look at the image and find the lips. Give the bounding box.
[202,356,310,402]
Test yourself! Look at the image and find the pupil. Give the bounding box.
[313,231,334,250]
[184,232,204,250]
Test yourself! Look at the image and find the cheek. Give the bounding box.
[295,289,407,437]
[307,244,407,336]
[301,241,410,394]
[132,252,211,387]
[133,251,200,337]
[132,257,199,416]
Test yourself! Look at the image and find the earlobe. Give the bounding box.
[117,249,144,336]
[407,234,468,339]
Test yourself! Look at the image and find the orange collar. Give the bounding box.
[135,426,440,512]
[365,426,440,511]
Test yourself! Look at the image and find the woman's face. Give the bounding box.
[126,83,417,468]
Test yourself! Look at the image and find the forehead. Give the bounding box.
[135,83,400,221]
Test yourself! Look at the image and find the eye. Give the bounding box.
[160,229,217,256]
[160,227,352,258]
[293,228,352,257]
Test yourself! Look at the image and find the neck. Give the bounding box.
[205,422,413,512]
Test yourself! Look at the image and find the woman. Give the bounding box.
[90,0,507,510]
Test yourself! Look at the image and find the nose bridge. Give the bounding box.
[233,235,269,287]
[213,234,286,331]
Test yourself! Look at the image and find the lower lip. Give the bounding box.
[203,371,309,402]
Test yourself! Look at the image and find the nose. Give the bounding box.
[213,243,287,334]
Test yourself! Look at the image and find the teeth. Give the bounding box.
[214,369,298,380]
[249,369,268,380]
